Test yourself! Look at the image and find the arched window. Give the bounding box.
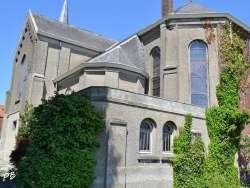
[190,41,208,107]
[139,120,153,152]
[162,122,174,152]
[19,55,27,97]
[151,47,160,97]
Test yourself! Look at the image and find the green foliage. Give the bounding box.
[16,93,105,188]
[16,102,34,141]
[201,22,249,188]
[173,22,249,187]
[173,114,206,188]
[10,102,34,166]
[202,23,249,187]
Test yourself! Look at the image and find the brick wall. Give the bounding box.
[162,0,173,17]
[239,67,250,185]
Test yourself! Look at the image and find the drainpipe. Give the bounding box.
[230,21,233,44]
[54,41,62,93]
[104,131,109,188]
[125,128,128,188]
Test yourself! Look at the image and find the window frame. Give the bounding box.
[139,120,154,153]
[189,40,209,107]
[162,122,175,153]
[151,47,160,97]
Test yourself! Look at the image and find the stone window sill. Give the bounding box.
[137,154,175,164]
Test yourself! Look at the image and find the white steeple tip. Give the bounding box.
[59,0,68,24]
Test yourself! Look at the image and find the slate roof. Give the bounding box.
[31,12,118,52]
[174,1,217,14]
[90,35,146,71]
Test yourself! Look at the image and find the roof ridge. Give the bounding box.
[174,1,217,14]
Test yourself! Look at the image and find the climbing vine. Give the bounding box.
[172,114,206,188]
[202,22,249,187]
[10,102,34,166]
[202,18,216,44]
[173,22,250,187]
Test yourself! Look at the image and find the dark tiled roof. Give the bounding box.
[31,12,117,52]
[174,2,217,14]
[90,35,146,71]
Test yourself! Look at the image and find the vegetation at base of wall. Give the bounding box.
[10,102,34,166]
[173,22,250,187]
[172,114,206,188]
[16,93,105,188]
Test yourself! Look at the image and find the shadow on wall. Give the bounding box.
[106,140,123,188]
[91,126,125,188]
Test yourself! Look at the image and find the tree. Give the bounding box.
[16,93,105,188]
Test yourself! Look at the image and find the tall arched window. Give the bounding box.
[190,41,208,107]
[151,47,160,97]
[162,122,175,152]
[139,120,153,152]
[19,55,27,97]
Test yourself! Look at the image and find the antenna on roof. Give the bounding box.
[59,0,68,24]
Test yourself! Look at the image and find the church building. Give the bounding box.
[1,0,250,187]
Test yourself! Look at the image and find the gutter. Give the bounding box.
[137,13,250,36]
[53,61,149,83]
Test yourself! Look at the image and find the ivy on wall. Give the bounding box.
[173,22,250,188]
[172,114,205,188]
[202,22,249,188]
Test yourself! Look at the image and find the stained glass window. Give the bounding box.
[190,41,208,107]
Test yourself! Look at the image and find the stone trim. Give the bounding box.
[82,87,206,119]
[164,65,178,75]
[110,119,127,127]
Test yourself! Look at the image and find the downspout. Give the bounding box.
[54,41,62,93]
[104,131,109,188]
[125,128,128,188]
[230,21,233,44]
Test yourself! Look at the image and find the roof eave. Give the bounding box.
[53,61,149,83]
[12,11,38,62]
[36,30,105,53]
[137,13,250,36]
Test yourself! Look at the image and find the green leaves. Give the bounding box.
[202,23,249,187]
[16,93,105,188]
[173,114,206,188]
[173,23,249,188]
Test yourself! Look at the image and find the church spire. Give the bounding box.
[59,0,68,24]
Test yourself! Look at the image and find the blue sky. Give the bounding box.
[0,0,249,105]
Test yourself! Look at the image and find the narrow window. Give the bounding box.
[162,122,174,152]
[19,55,27,97]
[139,121,152,152]
[13,121,17,130]
[190,41,208,107]
[151,47,160,97]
